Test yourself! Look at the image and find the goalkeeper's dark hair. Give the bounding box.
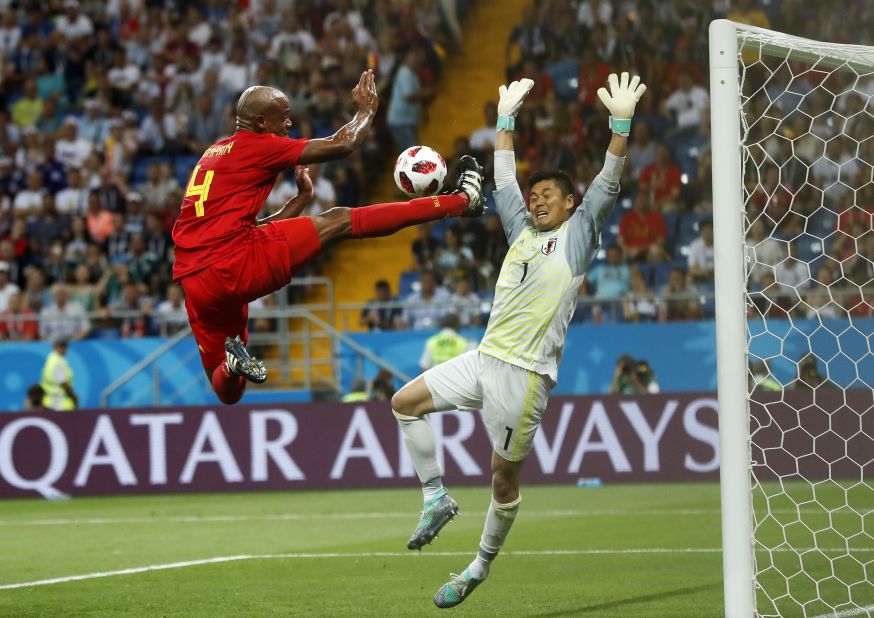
[529,169,576,205]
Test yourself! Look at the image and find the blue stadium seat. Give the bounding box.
[130,155,170,186]
[430,217,454,239]
[663,211,680,253]
[174,155,200,185]
[612,196,632,223]
[478,291,494,323]
[636,262,655,287]
[672,135,708,179]
[544,58,581,101]
[795,236,822,262]
[653,261,675,288]
[398,269,420,297]
[698,281,716,319]
[808,209,837,238]
[600,224,618,249]
[588,255,606,273]
[676,211,701,247]
[571,302,593,324]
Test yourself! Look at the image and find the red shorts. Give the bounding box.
[180,217,322,371]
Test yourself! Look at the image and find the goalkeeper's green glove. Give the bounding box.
[596,72,647,137]
[496,78,534,131]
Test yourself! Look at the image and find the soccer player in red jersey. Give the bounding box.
[172,70,485,405]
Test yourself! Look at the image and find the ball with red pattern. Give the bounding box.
[393,145,447,198]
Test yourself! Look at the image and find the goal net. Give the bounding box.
[710,20,874,618]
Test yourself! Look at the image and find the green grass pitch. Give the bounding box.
[0,482,871,616]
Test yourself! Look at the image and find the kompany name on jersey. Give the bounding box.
[201,142,235,158]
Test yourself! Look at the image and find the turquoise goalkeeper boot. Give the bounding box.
[406,492,459,550]
[433,568,485,609]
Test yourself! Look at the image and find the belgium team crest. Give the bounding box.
[541,236,558,255]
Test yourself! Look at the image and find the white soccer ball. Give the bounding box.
[393,145,447,198]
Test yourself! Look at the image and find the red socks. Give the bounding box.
[350,194,468,239]
[211,363,246,405]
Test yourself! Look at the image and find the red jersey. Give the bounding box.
[172,130,308,280]
[639,162,682,206]
[619,209,667,251]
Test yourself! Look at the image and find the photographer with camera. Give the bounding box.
[608,354,660,394]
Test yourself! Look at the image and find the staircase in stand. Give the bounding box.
[279,0,533,391]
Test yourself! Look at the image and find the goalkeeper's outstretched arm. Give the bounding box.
[567,73,647,276]
[493,78,535,242]
[494,127,517,194]
[594,72,646,191]
[494,78,534,188]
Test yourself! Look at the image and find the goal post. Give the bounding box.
[711,19,874,618]
[710,18,755,618]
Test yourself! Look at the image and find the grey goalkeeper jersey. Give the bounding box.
[478,176,618,382]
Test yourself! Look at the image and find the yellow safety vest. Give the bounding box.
[40,350,75,411]
[756,376,783,392]
[427,330,469,367]
[341,391,369,403]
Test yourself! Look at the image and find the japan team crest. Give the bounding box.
[541,236,558,255]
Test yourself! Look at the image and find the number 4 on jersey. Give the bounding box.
[185,164,215,217]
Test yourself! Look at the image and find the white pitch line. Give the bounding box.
[0,507,867,527]
[810,603,874,618]
[0,549,720,590]
[3,547,874,591]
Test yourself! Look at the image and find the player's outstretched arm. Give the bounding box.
[585,71,646,202]
[596,72,645,162]
[258,166,314,225]
[494,78,534,242]
[568,73,646,275]
[298,70,378,164]
[494,78,533,154]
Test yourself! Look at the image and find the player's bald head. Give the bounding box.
[235,86,290,133]
[236,86,287,121]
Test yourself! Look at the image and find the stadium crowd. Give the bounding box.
[358,0,872,332]
[0,0,871,343]
[0,0,472,340]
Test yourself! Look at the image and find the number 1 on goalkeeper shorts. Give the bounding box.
[185,164,215,217]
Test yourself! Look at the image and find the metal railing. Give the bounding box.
[334,286,873,330]
[6,281,870,408]
[7,288,871,341]
[336,291,719,330]
[87,277,404,407]
[99,325,195,407]
[7,287,870,340]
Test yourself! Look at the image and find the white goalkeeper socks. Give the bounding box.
[467,494,522,580]
[421,477,445,504]
[393,411,443,503]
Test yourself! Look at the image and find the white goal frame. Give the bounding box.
[710,18,755,617]
[710,18,874,618]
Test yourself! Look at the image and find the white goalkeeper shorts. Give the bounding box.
[422,350,552,462]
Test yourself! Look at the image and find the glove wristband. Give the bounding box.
[496,115,515,131]
[609,116,631,136]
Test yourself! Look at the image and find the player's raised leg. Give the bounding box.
[391,350,483,550]
[309,155,485,246]
[181,271,266,405]
[392,377,459,550]
[433,352,549,608]
[434,452,523,608]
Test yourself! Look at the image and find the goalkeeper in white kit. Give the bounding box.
[391,72,646,608]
